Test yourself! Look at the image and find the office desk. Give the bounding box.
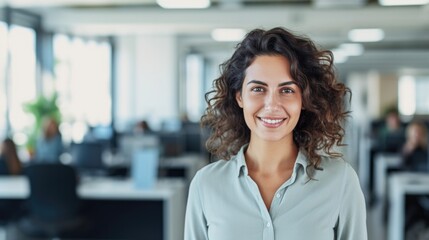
[374,153,401,203]
[0,176,186,240]
[160,154,208,183]
[388,173,429,240]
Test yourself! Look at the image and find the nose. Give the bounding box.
[264,92,281,111]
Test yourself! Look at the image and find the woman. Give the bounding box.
[185,27,367,240]
[0,138,22,175]
[402,121,428,171]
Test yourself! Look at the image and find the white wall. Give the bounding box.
[114,34,178,131]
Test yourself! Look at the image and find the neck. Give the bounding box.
[245,138,298,174]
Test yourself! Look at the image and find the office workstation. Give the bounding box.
[0,175,186,240]
[388,173,429,240]
[0,129,205,239]
[0,117,208,239]
[1,0,429,239]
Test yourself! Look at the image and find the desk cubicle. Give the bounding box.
[388,173,429,240]
[0,176,186,240]
[117,134,208,182]
[374,153,402,204]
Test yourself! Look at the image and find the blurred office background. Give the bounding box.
[0,0,429,239]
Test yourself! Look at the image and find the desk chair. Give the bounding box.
[17,163,88,239]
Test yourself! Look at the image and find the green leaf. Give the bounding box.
[22,94,61,150]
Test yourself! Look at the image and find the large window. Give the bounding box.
[53,34,112,143]
[398,75,429,116]
[8,25,37,144]
[0,8,42,160]
[185,54,205,122]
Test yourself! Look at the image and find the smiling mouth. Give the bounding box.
[259,117,286,125]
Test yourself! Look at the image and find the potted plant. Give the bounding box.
[23,93,61,157]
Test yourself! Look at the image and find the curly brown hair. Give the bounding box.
[201,27,350,168]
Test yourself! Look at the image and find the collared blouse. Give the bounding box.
[184,145,367,240]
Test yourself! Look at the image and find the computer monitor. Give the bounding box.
[119,134,159,164]
[70,142,105,176]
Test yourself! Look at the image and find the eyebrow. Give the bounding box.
[247,80,296,87]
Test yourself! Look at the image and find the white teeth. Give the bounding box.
[261,118,283,124]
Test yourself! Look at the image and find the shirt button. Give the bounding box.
[276,193,281,198]
[266,222,271,228]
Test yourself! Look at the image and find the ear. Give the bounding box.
[236,91,243,108]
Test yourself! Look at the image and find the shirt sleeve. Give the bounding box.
[336,164,368,240]
[184,171,209,240]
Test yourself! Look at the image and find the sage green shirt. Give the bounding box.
[184,146,367,240]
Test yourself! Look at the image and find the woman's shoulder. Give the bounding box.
[193,156,240,183]
[199,158,237,175]
[316,155,358,181]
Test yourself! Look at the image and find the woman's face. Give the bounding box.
[236,55,302,143]
[408,125,424,145]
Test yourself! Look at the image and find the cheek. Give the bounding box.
[241,95,260,111]
[289,98,302,115]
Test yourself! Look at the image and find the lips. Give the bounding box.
[258,117,286,127]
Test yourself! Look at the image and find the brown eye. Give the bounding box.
[251,87,264,92]
[281,88,294,94]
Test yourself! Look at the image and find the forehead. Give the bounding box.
[244,55,292,81]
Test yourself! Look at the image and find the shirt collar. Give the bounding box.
[236,144,248,177]
[235,144,309,177]
[295,150,309,173]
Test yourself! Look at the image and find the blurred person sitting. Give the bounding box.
[0,138,23,224]
[400,122,429,239]
[34,117,64,163]
[376,108,406,153]
[0,138,22,175]
[134,120,154,135]
[402,121,428,172]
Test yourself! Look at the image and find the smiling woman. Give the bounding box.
[184,27,367,240]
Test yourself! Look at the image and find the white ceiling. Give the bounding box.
[4,0,429,73]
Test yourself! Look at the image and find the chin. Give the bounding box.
[257,134,291,143]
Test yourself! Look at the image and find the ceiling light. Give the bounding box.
[330,42,364,64]
[379,0,429,6]
[338,43,364,56]
[156,0,210,9]
[211,28,246,42]
[331,49,349,64]
[348,28,385,42]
